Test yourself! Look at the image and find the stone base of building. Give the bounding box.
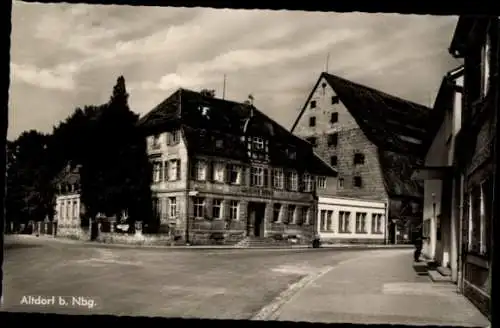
[57,224,90,241]
[463,280,491,320]
[320,238,385,245]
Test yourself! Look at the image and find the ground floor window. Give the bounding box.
[213,199,223,219]
[339,211,351,233]
[229,200,239,220]
[273,203,281,222]
[193,197,205,218]
[320,210,333,232]
[372,213,383,234]
[355,212,367,233]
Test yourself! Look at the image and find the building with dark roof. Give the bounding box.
[138,88,338,245]
[291,72,430,245]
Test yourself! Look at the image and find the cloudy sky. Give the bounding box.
[9,1,461,140]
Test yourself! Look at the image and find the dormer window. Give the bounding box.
[286,149,297,160]
[215,139,224,149]
[252,137,265,150]
[200,106,211,118]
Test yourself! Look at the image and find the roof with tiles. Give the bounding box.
[291,72,433,199]
[138,88,337,176]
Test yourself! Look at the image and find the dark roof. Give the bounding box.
[139,88,337,176]
[53,162,81,186]
[292,72,433,198]
[379,150,424,199]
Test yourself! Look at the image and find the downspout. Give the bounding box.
[184,142,190,245]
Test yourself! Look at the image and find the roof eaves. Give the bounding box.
[312,152,338,177]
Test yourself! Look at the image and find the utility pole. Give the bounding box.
[222,74,226,100]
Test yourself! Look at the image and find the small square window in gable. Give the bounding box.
[309,116,316,127]
[331,96,340,105]
[310,100,317,109]
[330,112,338,124]
[353,153,365,165]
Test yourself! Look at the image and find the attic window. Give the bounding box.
[399,135,422,144]
[252,137,265,150]
[331,96,340,105]
[330,112,338,123]
[286,149,297,160]
[330,156,338,166]
[309,116,316,127]
[327,133,338,147]
[310,101,317,109]
[306,137,317,147]
[200,106,211,118]
[215,139,224,149]
[321,83,327,89]
[353,176,363,188]
[353,153,365,165]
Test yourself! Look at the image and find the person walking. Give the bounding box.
[413,226,423,262]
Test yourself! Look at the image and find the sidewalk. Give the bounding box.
[5,234,414,250]
[266,249,490,327]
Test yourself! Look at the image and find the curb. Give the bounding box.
[5,234,414,251]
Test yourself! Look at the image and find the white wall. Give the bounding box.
[55,194,81,227]
[316,196,387,240]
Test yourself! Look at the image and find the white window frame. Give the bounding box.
[169,197,177,218]
[193,197,205,218]
[273,168,284,189]
[213,162,225,183]
[251,167,264,187]
[152,161,162,183]
[371,213,383,234]
[304,174,313,192]
[195,161,207,181]
[252,137,265,150]
[355,212,367,233]
[316,176,327,189]
[290,171,298,191]
[229,201,239,221]
[339,211,351,233]
[73,200,78,220]
[168,160,179,181]
[213,199,223,219]
[229,165,242,185]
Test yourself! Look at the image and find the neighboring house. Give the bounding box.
[53,162,85,238]
[412,66,465,280]
[445,16,498,319]
[291,72,429,244]
[316,196,387,244]
[137,88,337,245]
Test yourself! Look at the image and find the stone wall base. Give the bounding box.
[321,238,385,245]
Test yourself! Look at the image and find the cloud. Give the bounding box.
[9,2,460,139]
[10,63,76,91]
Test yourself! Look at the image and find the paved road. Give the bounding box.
[2,236,368,319]
[2,236,489,327]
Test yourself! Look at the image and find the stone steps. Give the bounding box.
[428,269,453,283]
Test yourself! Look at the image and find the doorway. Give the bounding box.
[247,202,266,237]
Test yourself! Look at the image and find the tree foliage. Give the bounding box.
[6,130,55,226]
[7,76,154,230]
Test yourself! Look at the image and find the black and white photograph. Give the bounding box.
[1,2,497,327]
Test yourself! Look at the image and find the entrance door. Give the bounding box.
[247,202,266,237]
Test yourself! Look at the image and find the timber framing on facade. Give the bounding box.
[137,88,338,245]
